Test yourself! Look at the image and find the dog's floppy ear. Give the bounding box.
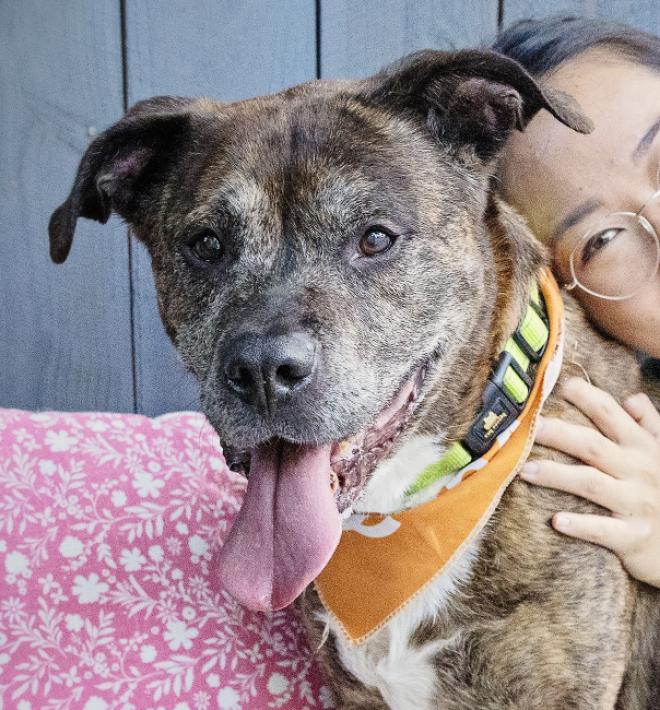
[48,95,196,264]
[360,49,593,161]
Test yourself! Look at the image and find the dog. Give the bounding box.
[49,49,659,708]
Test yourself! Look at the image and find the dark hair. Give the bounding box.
[493,15,660,77]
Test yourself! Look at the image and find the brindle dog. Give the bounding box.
[49,50,659,708]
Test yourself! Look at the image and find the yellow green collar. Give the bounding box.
[406,280,550,497]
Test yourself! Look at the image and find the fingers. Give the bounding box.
[551,511,636,556]
[560,377,640,444]
[623,393,660,441]
[520,459,630,514]
[534,415,623,477]
[528,380,660,586]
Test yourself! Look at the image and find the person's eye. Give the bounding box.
[580,227,623,265]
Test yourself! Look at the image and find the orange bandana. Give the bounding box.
[315,269,564,644]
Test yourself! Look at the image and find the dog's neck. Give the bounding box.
[355,198,544,515]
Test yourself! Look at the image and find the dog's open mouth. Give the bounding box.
[218,364,428,612]
[329,364,427,510]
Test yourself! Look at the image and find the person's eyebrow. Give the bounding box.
[550,199,601,242]
[632,115,660,164]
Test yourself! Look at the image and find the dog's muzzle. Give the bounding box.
[214,324,429,614]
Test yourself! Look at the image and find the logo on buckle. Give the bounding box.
[483,410,507,436]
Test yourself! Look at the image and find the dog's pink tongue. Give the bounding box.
[218,440,341,611]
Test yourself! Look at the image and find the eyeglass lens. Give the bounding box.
[571,208,659,299]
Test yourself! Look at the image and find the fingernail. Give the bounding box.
[520,462,539,479]
[554,513,570,531]
[535,416,545,433]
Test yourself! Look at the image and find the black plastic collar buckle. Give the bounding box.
[463,352,531,458]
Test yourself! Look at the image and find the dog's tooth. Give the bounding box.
[335,439,358,460]
[330,471,339,492]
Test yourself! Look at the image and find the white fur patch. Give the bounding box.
[325,536,480,709]
[355,434,447,514]
[323,433,483,707]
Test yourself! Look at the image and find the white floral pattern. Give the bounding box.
[0,408,334,709]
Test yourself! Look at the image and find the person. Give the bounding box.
[492,17,660,588]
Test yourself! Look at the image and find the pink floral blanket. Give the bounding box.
[0,408,333,709]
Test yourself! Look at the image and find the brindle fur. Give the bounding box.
[48,49,659,708]
[300,241,660,709]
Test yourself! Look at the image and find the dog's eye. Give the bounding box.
[189,229,223,263]
[359,228,395,257]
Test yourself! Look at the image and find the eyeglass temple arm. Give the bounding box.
[636,187,660,217]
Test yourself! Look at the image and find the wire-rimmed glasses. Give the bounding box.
[565,164,660,301]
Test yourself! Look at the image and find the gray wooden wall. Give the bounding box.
[1,1,657,416]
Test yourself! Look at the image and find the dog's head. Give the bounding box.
[49,50,590,611]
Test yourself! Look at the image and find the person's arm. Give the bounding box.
[520,376,660,588]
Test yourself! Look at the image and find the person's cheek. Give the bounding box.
[574,292,631,346]
[638,280,660,357]
[580,289,659,356]
[620,281,660,357]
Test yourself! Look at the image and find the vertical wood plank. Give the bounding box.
[0,1,134,413]
[502,1,660,32]
[124,0,316,415]
[321,0,500,79]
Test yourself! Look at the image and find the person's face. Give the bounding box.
[500,49,660,357]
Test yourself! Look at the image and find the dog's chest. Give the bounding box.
[326,538,479,709]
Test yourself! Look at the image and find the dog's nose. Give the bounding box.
[224,332,317,411]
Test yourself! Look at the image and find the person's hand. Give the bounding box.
[520,377,660,588]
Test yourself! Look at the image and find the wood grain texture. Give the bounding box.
[320,0,499,79]
[503,0,660,31]
[0,0,134,413]
[124,0,316,416]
